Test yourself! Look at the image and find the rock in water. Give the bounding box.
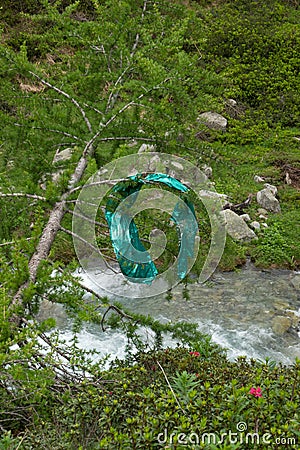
[272,316,292,335]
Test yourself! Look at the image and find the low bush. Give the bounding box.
[1,327,299,449]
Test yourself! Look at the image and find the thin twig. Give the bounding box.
[130,0,148,57]
[0,237,32,247]
[14,123,84,142]
[68,177,124,194]
[29,71,93,133]
[100,304,133,332]
[65,209,109,231]
[156,360,185,413]
[0,193,47,201]
[95,135,155,143]
[59,226,118,273]
[106,66,132,112]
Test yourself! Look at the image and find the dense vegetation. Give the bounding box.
[0,0,299,448]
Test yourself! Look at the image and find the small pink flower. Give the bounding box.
[249,387,262,397]
[189,351,201,357]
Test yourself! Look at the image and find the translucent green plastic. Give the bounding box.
[105,173,197,283]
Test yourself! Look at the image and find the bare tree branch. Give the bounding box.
[96,136,155,143]
[14,124,85,142]
[66,209,109,232]
[156,360,185,413]
[0,193,47,201]
[105,66,132,112]
[29,71,93,133]
[100,305,133,332]
[105,1,149,112]
[130,0,148,57]
[68,178,124,194]
[60,226,118,273]
[91,43,112,73]
[0,238,32,248]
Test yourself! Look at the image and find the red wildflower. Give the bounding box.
[189,351,201,357]
[249,387,262,397]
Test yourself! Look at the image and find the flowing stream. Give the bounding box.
[39,262,300,366]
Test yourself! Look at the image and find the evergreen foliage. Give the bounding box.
[0,0,299,446]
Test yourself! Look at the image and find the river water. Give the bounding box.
[39,263,300,366]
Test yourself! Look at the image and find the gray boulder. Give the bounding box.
[264,183,277,196]
[240,213,251,222]
[201,164,213,178]
[291,275,300,291]
[53,148,73,164]
[272,316,292,335]
[254,175,265,183]
[220,209,257,242]
[257,208,268,216]
[197,112,227,131]
[250,221,261,230]
[257,187,281,213]
[138,143,156,153]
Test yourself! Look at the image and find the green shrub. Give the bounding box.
[251,221,299,268]
[2,345,298,449]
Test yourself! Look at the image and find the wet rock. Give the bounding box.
[291,275,300,291]
[220,209,257,241]
[36,300,68,328]
[197,112,227,131]
[257,188,281,213]
[272,315,292,335]
[285,310,300,328]
[274,300,290,311]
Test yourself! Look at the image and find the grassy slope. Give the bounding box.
[0,0,299,274]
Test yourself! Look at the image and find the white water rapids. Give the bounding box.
[38,263,300,366]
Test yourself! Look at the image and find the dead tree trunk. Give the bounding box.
[10,148,94,319]
[8,0,165,321]
[9,83,159,320]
